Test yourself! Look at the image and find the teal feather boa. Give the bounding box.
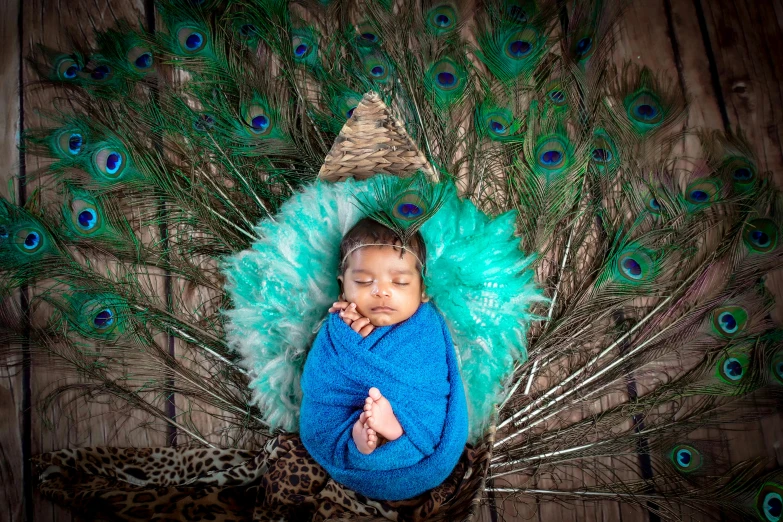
[222,177,543,441]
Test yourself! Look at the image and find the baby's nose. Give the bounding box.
[371,283,391,296]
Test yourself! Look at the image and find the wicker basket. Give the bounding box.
[318,92,439,183]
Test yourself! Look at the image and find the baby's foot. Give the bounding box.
[363,387,404,441]
[352,411,378,455]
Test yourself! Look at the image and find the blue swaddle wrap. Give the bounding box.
[299,302,469,500]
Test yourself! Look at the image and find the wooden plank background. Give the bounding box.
[0,1,781,521]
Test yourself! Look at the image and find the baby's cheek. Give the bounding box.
[352,303,369,317]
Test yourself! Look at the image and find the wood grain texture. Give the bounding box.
[700,0,783,484]
[0,0,24,520]
[19,1,160,521]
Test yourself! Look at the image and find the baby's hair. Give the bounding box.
[338,218,427,275]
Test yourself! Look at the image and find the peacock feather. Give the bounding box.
[2,0,782,520]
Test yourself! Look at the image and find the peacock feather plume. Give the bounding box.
[475,12,554,84]
[354,171,448,248]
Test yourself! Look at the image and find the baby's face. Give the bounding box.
[339,245,425,327]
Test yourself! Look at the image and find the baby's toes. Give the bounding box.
[367,429,377,445]
[367,415,376,429]
[359,411,368,424]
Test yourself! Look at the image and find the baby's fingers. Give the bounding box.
[351,317,372,334]
[340,304,362,321]
[328,301,351,313]
[341,310,363,322]
[358,323,375,338]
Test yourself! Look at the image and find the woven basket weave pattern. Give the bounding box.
[318,92,438,183]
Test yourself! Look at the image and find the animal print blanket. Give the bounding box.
[34,433,478,521]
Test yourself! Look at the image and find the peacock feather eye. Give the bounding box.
[294,42,310,57]
[543,79,569,109]
[591,147,611,162]
[70,199,102,235]
[429,59,461,90]
[507,8,527,23]
[57,130,84,156]
[15,228,44,253]
[477,23,545,82]
[239,24,258,38]
[68,294,126,338]
[392,191,427,223]
[355,23,381,47]
[716,352,749,384]
[328,90,362,122]
[0,225,8,239]
[93,308,115,331]
[756,482,783,522]
[93,147,127,179]
[733,167,753,181]
[478,106,515,140]
[591,130,619,174]
[549,89,566,104]
[647,197,661,213]
[426,5,458,35]
[572,34,594,62]
[685,179,720,207]
[292,29,318,66]
[362,52,392,83]
[90,63,112,81]
[626,90,664,127]
[616,248,654,282]
[720,156,757,192]
[503,0,532,23]
[229,19,260,47]
[55,56,81,81]
[743,219,778,253]
[535,137,568,171]
[668,444,703,473]
[426,58,467,104]
[710,305,748,338]
[177,27,207,54]
[127,46,153,72]
[772,352,783,385]
[193,113,216,132]
[243,104,273,135]
[504,27,539,61]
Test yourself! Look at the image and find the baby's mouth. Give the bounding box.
[371,306,395,313]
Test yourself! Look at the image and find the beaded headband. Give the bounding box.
[340,242,425,273]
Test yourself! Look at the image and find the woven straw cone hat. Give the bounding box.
[318,92,439,183]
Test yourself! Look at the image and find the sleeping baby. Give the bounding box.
[299,217,469,501]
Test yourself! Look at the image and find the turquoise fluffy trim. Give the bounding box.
[420,187,542,440]
[222,177,543,441]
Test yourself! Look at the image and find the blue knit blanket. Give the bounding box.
[299,302,469,500]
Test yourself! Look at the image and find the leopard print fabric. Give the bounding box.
[34,434,478,521]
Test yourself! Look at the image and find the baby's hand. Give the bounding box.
[328,301,351,314]
[328,302,375,338]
